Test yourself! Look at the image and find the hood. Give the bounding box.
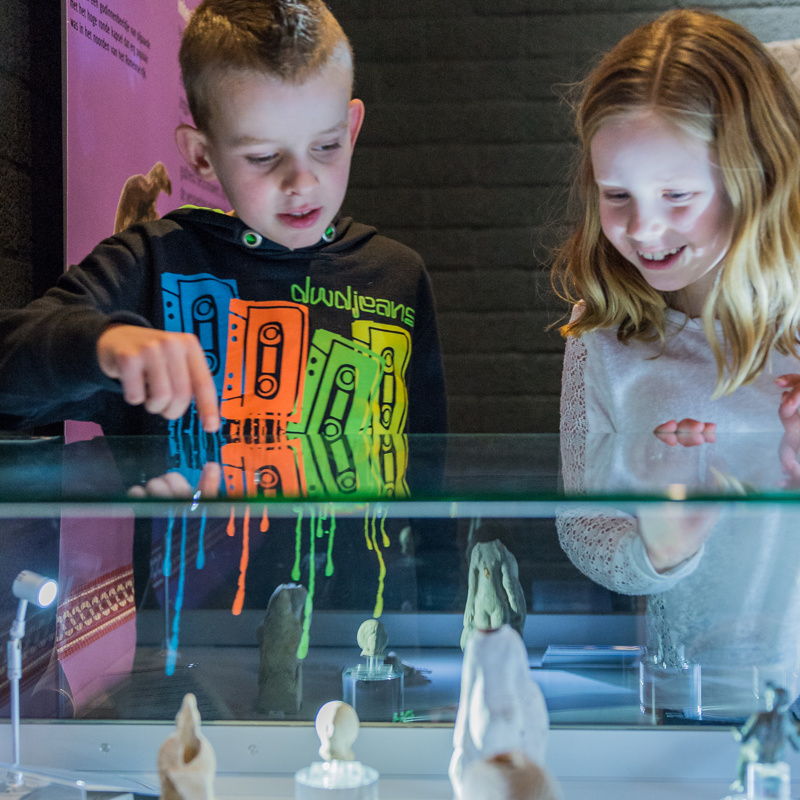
[163,205,377,259]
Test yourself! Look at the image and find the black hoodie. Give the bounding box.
[0,207,447,435]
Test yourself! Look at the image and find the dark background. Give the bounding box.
[4,0,800,432]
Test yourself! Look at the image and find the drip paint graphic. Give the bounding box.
[368,505,389,619]
[297,505,316,660]
[163,510,175,653]
[196,509,207,569]
[261,506,269,532]
[232,506,251,616]
[325,507,336,577]
[166,510,188,676]
[290,504,337,660]
[227,506,236,536]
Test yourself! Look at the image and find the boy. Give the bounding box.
[0,0,447,445]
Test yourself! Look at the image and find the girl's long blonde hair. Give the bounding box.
[552,9,800,395]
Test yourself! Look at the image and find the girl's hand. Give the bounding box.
[775,375,800,484]
[654,418,717,447]
[637,502,719,573]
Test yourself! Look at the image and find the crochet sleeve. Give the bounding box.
[556,310,698,594]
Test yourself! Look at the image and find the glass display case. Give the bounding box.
[0,431,798,798]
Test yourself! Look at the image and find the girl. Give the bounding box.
[553,8,800,444]
[552,10,800,719]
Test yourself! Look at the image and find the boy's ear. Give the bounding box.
[347,99,365,152]
[175,124,218,181]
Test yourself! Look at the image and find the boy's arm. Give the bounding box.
[0,229,219,431]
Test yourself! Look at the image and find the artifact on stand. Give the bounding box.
[723,682,800,800]
[450,625,559,800]
[257,583,308,715]
[461,540,526,649]
[157,693,216,800]
[342,619,403,721]
[462,751,562,800]
[294,701,379,799]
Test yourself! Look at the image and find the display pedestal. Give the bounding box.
[295,761,378,799]
[639,655,702,720]
[342,656,403,722]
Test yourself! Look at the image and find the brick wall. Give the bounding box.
[331,0,800,432]
[3,1,800,433]
[0,0,62,308]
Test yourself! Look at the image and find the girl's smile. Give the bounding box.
[591,111,733,316]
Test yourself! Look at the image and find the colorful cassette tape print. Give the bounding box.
[221,300,308,424]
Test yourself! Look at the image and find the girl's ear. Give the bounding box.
[175,124,218,181]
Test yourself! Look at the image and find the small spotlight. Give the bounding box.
[12,570,58,608]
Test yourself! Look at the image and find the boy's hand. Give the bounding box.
[97,324,220,432]
[654,418,716,447]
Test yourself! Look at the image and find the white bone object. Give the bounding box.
[462,751,562,800]
[157,693,216,800]
[450,626,549,800]
[316,700,360,762]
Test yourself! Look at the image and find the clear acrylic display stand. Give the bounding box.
[342,656,403,722]
[294,760,378,799]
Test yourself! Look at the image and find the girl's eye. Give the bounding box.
[601,190,629,202]
[664,191,694,202]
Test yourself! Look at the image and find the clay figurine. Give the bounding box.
[462,751,562,800]
[450,626,550,800]
[256,583,308,714]
[461,539,526,649]
[315,700,360,762]
[157,693,216,800]
[357,619,388,657]
[730,683,800,794]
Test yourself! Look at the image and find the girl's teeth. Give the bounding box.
[640,247,682,261]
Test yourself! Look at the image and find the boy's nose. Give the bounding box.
[282,160,319,195]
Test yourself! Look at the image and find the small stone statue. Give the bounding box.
[316,700,360,762]
[450,626,551,800]
[461,540,526,650]
[256,583,308,714]
[357,619,388,658]
[730,683,800,794]
[157,693,216,800]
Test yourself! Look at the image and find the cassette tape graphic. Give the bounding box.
[352,322,411,435]
[220,437,307,499]
[288,330,384,437]
[372,433,409,498]
[162,273,237,392]
[221,300,308,425]
[301,431,383,498]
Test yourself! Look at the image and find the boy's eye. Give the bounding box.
[246,154,278,165]
[313,142,342,154]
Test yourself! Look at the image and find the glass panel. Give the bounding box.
[0,433,796,732]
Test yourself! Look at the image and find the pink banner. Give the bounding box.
[65,0,222,268]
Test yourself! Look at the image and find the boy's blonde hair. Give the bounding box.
[180,0,353,132]
[552,9,800,395]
